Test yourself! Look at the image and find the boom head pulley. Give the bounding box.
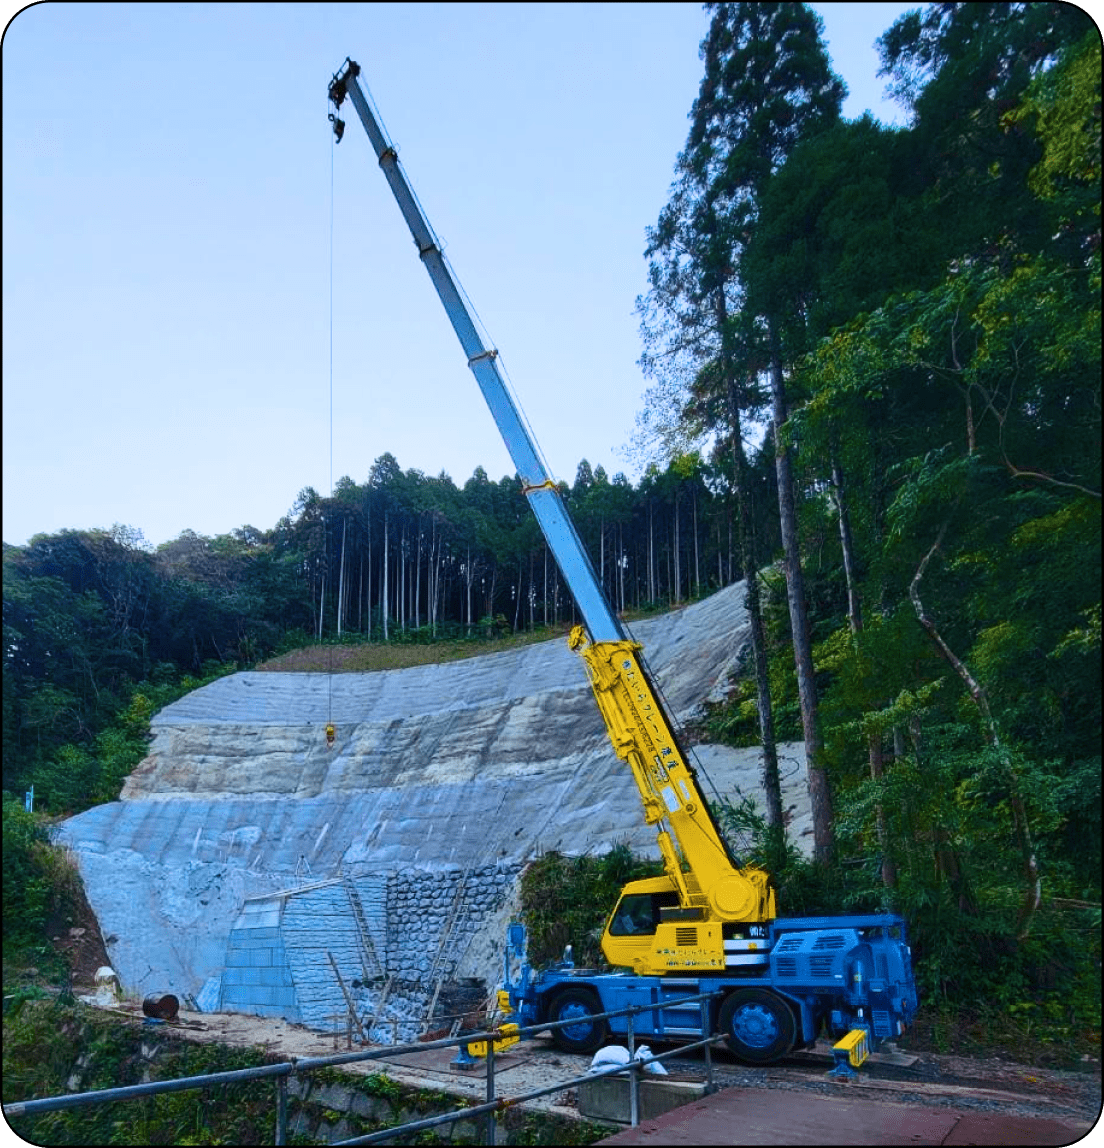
[327,57,361,143]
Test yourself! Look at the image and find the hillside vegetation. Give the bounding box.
[256,622,573,674]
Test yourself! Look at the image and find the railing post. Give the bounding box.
[274,1073,287,1145]
[485,1041,496,1146]
[626,1013,640,1127]
[701,996,716,1094]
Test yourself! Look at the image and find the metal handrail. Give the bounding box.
[334,1031,728,1146]
[3,990,724,1143]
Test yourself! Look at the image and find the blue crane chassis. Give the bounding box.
[506,914,918,1064]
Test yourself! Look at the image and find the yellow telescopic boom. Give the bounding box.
[572,628,774,925]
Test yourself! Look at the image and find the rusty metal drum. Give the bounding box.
[142,993,179,1020]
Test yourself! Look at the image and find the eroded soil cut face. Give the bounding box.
[44,865,112,991]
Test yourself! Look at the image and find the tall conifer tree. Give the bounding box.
[687,2,845,864]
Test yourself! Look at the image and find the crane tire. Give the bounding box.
[718,987,796,1064]
[548,987,609,1054]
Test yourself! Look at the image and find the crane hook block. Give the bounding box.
[325,723,336,748]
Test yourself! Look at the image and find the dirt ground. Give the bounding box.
[45,871,115,991]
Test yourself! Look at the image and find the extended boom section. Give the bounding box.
[328,58,621,644]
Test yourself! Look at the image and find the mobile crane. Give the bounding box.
[328,59,918,1070]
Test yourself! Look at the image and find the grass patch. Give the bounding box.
[256,624,575,674]
[255,599,681,675]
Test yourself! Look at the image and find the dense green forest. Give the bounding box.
[3,2,1100,1053]
[2,447,766,812]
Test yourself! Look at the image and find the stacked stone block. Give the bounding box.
[281,881,369,1033]
[385,863,522,986]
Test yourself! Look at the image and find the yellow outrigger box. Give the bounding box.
[829,1028,870,1078]
[458,992,520,1061]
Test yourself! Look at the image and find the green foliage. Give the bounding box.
[771,18,1102,1024]
[361,1071,404,1102]
[1004,29,1101,227]
[3,998,612,1145]
[2,795,51,948]
[16,662,236,817]
[519,847,663,968]
[712,793,844,915]
[1,796,83,959]
[697,568,816,748]
[4,1004,283,1146]
[509,1113,611,1146]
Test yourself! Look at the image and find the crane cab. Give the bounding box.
[603,876,776,976]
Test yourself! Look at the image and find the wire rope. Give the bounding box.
[326,101,336,737]
[444,250,558,481]
[622,615,756,864]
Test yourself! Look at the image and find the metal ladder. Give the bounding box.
[342,873,386,984]
[419,867,474,1033]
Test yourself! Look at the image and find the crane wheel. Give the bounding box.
[548,987,608,1054]
[718,988,796,1064]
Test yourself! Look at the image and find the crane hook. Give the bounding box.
[328,113,345,144]
[325,723,336,748]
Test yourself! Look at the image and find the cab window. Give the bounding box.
[610,894,657,936]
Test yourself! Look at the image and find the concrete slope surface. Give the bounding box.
[57,581,811,1028]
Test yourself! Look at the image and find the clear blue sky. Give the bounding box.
[3,1,917,549]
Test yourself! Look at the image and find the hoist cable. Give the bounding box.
[443,247,558,483]
[326,102,336,731]
[622,616,755,864]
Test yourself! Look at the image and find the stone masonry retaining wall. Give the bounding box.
[219,864,522,1038]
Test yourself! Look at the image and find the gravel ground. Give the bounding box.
[645,1042,1103,1125]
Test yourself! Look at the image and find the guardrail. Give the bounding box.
[3,992,725,1145]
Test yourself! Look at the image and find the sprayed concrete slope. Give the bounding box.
[57,581,811,1024]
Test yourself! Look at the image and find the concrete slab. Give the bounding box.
[596,1087,1093,1146]
[941,1111,1094,1145]
[578,1074,707,1124]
